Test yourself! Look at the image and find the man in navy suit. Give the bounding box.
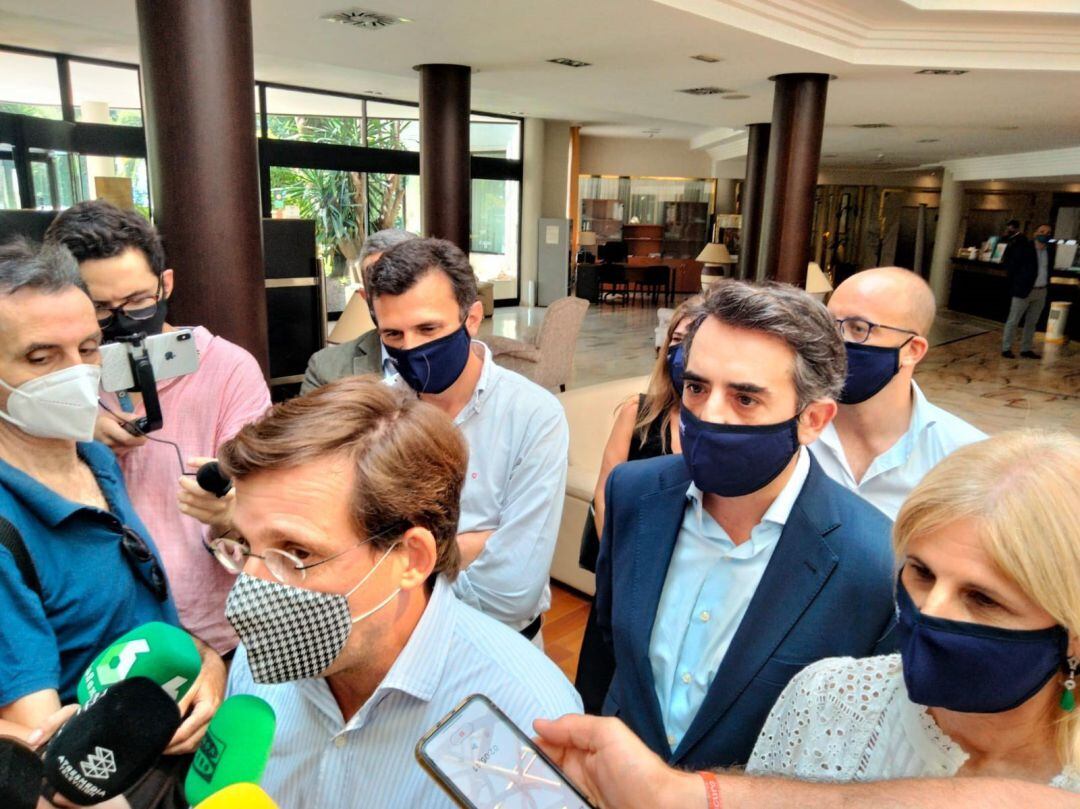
[591,279,896,769]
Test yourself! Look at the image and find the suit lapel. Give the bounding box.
[623,466,689,757]
[672,467,840,762]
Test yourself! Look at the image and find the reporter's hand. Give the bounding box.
[177,457,235,534]
[26,703,78,750]
[164,639,226,755]
[533,715,705,809]
[94,413,148,454]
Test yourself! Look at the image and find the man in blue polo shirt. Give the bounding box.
[0,239,223,756]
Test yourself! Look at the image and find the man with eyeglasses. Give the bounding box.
[810,267,985,520]
[45,200,271,656]
[0,238,223,758]
[213,376,581,808]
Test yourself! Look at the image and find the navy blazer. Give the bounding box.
[593,453,896,769]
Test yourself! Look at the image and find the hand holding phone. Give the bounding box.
[416,694,596,809]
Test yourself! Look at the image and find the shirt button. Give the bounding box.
[334,735,347,749]
[700,611,711,622]
[682,672,692,684]
[667,734,676,746]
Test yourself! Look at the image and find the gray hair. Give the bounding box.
[0,237,87,298]
[685,279,846,408]
[360,229,418,266]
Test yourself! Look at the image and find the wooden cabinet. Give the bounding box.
[582,199,624,243]
[662,201,710,259]
[622,223,664,258]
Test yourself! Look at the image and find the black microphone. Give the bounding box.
[0,736,42,809]
[42,677,181,805]
[196,461,233,498]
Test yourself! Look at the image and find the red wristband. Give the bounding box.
[698,770,723,809]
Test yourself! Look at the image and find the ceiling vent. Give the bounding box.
[722,93,750,100]
[321,9,411,29]
[853,122,893,129]
[917,138,940,143]
[916,68,968,75]
[690,54,722,63]
[547,58,592,68]
[678,86,730,96]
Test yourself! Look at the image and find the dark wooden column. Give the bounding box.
[737,123,770,281]
[417,64,471,251]
[135,0,268,374]
[757,73,830,286]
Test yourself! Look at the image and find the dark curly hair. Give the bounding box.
[367,238,477,319]
[45,200,167,277]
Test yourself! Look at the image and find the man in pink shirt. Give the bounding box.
[45,201,270,655]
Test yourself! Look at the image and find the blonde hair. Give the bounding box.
[633,296,703,452]
[893,430,1080,770]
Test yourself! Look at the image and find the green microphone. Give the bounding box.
[185,695,277,806]
[76,621,201,705]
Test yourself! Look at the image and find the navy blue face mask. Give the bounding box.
[895,580,1069,714]
[384,324,472,394]
[838,339,913,405]
[666,343,685,398]
[679,406,801,497]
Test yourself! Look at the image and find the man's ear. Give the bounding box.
[796,399,837,446]
[901,336,929,369]
[161,269,175,300]
[464,300,484,337]
[396,527,437,592]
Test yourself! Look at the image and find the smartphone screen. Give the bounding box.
[416,694,595,809]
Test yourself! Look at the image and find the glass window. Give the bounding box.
[73,155,152,218]
[367,172,420,234]
[0,147,18,209]
[470,178,519,301]
[265,88,366,146]
[70,61,142,126]
[470,114,520,159]
[0,51,62,119]
[366,101,419,151]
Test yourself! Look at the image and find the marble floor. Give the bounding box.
[480,298,1079,435]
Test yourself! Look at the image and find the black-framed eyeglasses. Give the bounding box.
[94,279,164,327]
[836,317,918,345]
[120,525,169,602]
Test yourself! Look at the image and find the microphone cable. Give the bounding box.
[97,399,196,478]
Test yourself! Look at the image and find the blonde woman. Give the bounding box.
[747,430,1080,791]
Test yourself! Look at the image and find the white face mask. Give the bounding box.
[0,364,102,442]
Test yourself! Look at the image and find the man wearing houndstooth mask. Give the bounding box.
[212,377,582,809]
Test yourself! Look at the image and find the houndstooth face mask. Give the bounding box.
[225,545,400,683]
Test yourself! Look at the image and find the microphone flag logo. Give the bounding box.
[80,746,117,780]
[191,726,226,783]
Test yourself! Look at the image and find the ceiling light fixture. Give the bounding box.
[678,86,731,96]
[721,94,750,100]
[915,69,968,75]
[321,9,412,29]
[917,138,940,143]
[690,54,722,63]
[853,122,893,129]
[547,58,592,68]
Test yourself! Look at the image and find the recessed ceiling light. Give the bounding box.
[721,94,750,100]
[853,122,893,129]
[690,54,722,63]
[547,58,592,68]
[915,69,968,75]
[321,9,412,29]
[917,138,939,143]
[365,89,384,96]
[995,125,1020,131]
[678,86,731,96]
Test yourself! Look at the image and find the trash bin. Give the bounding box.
[1046,301,1071,344]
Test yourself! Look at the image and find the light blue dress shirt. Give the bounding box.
[226,576,583,809]
[390,341,569,631]
[1036,247,1049,288]
[810,381,986,520]
[648,449,810,751]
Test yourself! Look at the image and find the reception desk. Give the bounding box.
[948,258,1080,340]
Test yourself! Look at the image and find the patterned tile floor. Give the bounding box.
[481,300,1080,680]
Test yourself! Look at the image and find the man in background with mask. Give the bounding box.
[300,227,417,393]
[45,200,271,656]
[218,377,581,808]
[589,279,895,769]
[810,267,985,519]
[1001,223,1055,359]
[366,238,569,644]
[0,238,222,756]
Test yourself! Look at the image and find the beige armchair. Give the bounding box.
[486,296,589,392]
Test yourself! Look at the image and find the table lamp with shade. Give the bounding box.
[577,231,597,264]
[806,261,833,302]
[327,289,376,345]
[697,242,736,292]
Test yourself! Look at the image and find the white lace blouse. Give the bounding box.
[746,654,1080,792]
